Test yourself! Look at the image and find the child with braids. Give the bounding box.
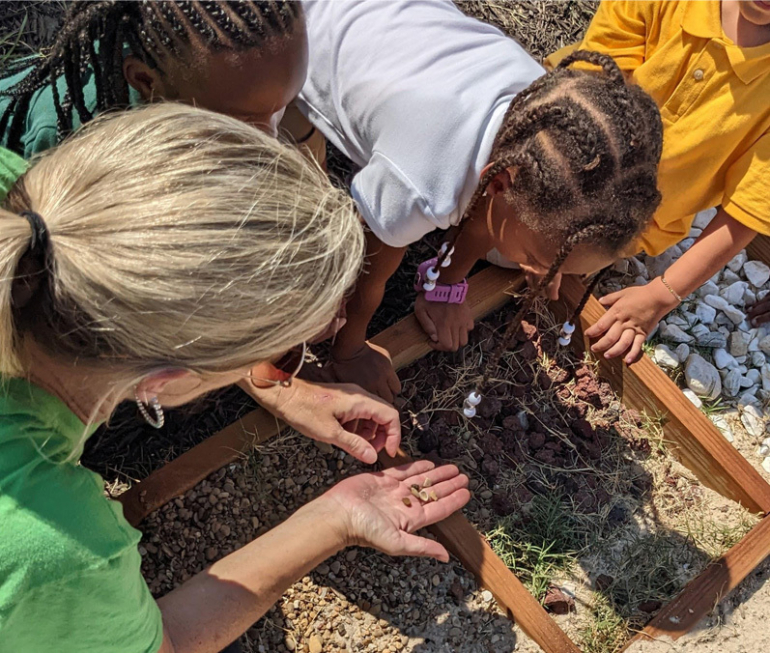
[546,0,770,357]
[0,1,307,156]
[296,0,663,401]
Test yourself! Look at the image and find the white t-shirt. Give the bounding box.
[297,0,545,248]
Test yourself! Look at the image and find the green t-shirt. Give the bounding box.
[0,146,26,201]
[0,377,163,653]
[0,56,141,159]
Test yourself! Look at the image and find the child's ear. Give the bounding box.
[123,56,169,102]
[481,162,515,197]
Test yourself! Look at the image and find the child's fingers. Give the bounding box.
[584,311,616,339]
[416,305,439,342]
[459,326,469,348]
[591,322,624,353]
[625,334,647,365]
[603,328,636,359]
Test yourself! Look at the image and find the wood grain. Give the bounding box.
[381,450,581,653]
[552,275,770,515]
[746,234,770,267]
[623,515,770,646]
[118,267,524,526]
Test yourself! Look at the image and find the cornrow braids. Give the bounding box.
[457,51,663,417]
[0,1,301,154]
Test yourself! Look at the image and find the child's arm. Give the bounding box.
[585,208,758,363]
[329,229,407,402]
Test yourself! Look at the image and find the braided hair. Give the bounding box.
[0,1,301,153]
[452,51,663,413]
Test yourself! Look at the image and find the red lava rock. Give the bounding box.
[514,485,534,504]
[570,419,594,440]
[543,441,564,454]
[478,397,502,419]
[624,408,644,427]
[594,574,614,592]
[513,369,532,385]
[638,600,662,614]
[581,439,602,460]
[528,431,546,450]
[552,368,571,384]
[482,458,500,478]
[491,492,516,516]
[574,365,592,379]
[478,433,504,457]
[517,319,539,343]
[556,386,571,400]
[544,587,575,615]
[502,415,523,432]
[439,437,462,460]
[518,341,538,362]
[510,384,527,398]
[534,449,557,465]
[536,370,552,390]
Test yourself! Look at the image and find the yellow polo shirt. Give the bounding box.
[547,0,770,256]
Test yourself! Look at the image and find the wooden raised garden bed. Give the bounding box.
[119,236,770,653]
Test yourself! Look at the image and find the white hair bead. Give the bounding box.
[423,280,437,292]
[439,243,455,257]
[558,335,572,346]
[561,321,576,335]
[426,266,440,281]
[463,406,477,418]
[466,391,482,406]
[440,256,452,268]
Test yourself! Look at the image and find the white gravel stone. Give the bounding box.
[738,319,752,333]
[682,388,702,408]
[632,275,648,286]
[724,305,748,325]
[745,288,757,305]
[720,281,748,306]
[675,343,690,361]
[722,268,742,285]
[741,404,766,438]
[685,353,722,400]
[690,324,710,340]
[693,208,717,230]
[762,364,770,392]
[758,289,770,301]
[711,414,734,442]
[752,351,767,368]
[653,344,680,369]
[697,280,719,298]
[747,368,761,385]
[759,444,770,457]
[628,257,648,278]
[660,323,693,344]
[689,226,703,238]
[759,335,770,355]
[763,457,770,474]
[648,251,677,278]
[667,314,689,328]
[739,390,759,407]
[678,237,695,252]
[723,369,742,396]
[716,314,733,328]
[750,337,761,351]
[727,250,748,273]
[729,331,751,357]
[713,348,737,370]
[744,260,770,288]
[694,303,717,325]
[740,375,755,389]
[704,294,730,311]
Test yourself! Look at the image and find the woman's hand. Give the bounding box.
[329,342,402,403]
[414,294,475,351]
[242,378,401,464]
[321,460,471,561]
[584,278,679,364]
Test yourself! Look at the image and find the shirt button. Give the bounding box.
[693,68,705,81]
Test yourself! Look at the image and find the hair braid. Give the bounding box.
[0,1,302,154]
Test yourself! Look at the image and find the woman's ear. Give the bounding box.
[123,56,169,102]
[135,369,190,402]
[481,162,515,197]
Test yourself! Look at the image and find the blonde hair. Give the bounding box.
[0,104,363,386]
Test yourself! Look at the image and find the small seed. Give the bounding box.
[422,478,433,488]
[411,484,421,491]
[429,490,438,502]
[402,497,412,507]
[410,486,422,499]
[418,489,430,502]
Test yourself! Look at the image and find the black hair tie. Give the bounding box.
[21,211,48,254]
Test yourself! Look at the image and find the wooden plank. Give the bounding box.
[553,275,770,515]
[118,267,524,526]
[380,450,581,653]
[747,234,770,267]
[623,514,770,647]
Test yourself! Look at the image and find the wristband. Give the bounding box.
[414,258,468,304]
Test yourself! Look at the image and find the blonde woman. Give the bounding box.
[0,104,470,653]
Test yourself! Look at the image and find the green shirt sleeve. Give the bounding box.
[0,146,27,201]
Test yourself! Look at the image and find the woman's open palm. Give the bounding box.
[324,460,470,562]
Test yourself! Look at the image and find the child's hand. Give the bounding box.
[748,297,770,326]
[414,294,475,351]
[330,342,402,403]
[584,279,679,364]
